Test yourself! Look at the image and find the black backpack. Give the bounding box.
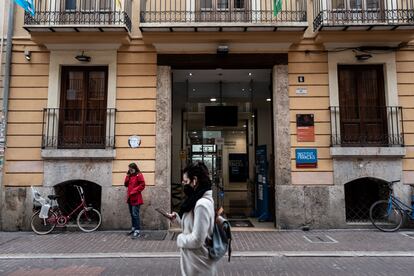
[205,207,232,262]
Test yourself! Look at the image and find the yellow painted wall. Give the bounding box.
[3,39,159,187]
[3,41,49,186]
[397,43,414,174]
[288,40,332,178]
[113,41,157,186]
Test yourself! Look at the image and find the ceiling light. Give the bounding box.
[243,125,247,128]
[210,98,217,102]
[75,51,91,62]
[242,88,245,92]
[217,45,229,55]
[189,72,193,76]
[192,88,196,92]
[248,72,252,76]
[252,114,255,118]
[355,53,372,61]
[192,131,197,134]
[266,98,271,102]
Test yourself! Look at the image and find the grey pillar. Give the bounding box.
[273,65,306,229]
[154,66,172,229]
[273,65,291,187]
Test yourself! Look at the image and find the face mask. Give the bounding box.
[183,184,194,197]
[129,169,136,174]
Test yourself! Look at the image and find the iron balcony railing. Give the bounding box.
[329,106,404,147]
[314,0,414,31]
[24,0,132,31]
[42,108,116,149]
[140,0,307,24]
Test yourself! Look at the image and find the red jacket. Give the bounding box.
[124,173,145,205]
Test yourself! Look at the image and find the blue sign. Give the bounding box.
[296,148,317,168]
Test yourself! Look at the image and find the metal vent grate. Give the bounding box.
[303,234,338,243]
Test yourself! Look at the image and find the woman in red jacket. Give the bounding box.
[124,163,145,239]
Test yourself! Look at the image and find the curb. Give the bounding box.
[1,251,414,260]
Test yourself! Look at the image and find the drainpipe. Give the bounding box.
[0,0,15,230]
[0,1,5,79]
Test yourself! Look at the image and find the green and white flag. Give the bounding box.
[273,0,282,16]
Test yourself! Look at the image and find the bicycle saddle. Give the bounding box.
[47,195,60,200]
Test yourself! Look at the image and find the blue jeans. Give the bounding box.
[128,204,141,231]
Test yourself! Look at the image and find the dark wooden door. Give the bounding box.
[59,67,108,148]
[338,65,387,146]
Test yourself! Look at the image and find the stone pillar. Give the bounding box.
[273,64,306,229]
[273,65,291,187]
[154,66,172,230]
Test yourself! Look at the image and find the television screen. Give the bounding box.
[205,106,238,126]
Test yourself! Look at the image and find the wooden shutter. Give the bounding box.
[59,67,108,148]
[338,65,387,146]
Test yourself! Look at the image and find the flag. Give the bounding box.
[273,0,282,16]
[14,0,35,16]
[116,0,122,10]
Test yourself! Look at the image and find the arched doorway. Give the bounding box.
[345,177,389,222]
[54,180,102,221]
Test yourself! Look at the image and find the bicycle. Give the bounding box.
[31,185,102,235]
[369,180,414,232]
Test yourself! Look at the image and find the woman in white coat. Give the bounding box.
[169,162,217,276]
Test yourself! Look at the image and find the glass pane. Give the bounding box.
[350,0,363,9]
[99,0,112,10]
[366,0,380,9]
[88,72,106,100]
[332,0,345,9]
[82,0,97,10]
[65,0,76,10]
[217,0,229,9]
[200,0,213,9]
[234,0,245,9]
[67,72,83,101]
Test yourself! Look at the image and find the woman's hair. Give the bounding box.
[128,162,140,173]
[183,162,211,189]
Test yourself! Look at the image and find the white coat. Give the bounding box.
[175,190,217,276]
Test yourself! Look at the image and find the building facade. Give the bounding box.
[1,0,414,231]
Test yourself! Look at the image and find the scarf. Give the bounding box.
[178,184,211,218]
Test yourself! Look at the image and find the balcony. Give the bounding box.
[314,0,414,31]
[139,0,308,33]
[24,0,132,33]
[42,108,116,150]
[329,106,404,147]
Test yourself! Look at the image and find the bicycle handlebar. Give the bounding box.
[386,180,400,191]
[73,185,85,198]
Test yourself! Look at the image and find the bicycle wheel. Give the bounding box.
[77,208,101,232]
[31,209,57,235]
[369,200,403,232]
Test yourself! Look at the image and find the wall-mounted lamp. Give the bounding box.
[355,53,372,61]
[75,51,91,62]
[24,49,31,61]
[217,45,229,56]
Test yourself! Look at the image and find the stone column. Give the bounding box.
[273,65,291,187]
[273,64,306,229]
[154,66,172,229]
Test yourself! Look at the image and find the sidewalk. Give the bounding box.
[1,229,414,259]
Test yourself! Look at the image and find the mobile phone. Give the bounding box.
[155,208,171,219]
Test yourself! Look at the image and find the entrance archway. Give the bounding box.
[344,177,389,222]
[54,180,102,218]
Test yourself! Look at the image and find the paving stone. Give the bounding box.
[1,257,414,276]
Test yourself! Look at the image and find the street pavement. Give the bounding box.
[1,229,414,275]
